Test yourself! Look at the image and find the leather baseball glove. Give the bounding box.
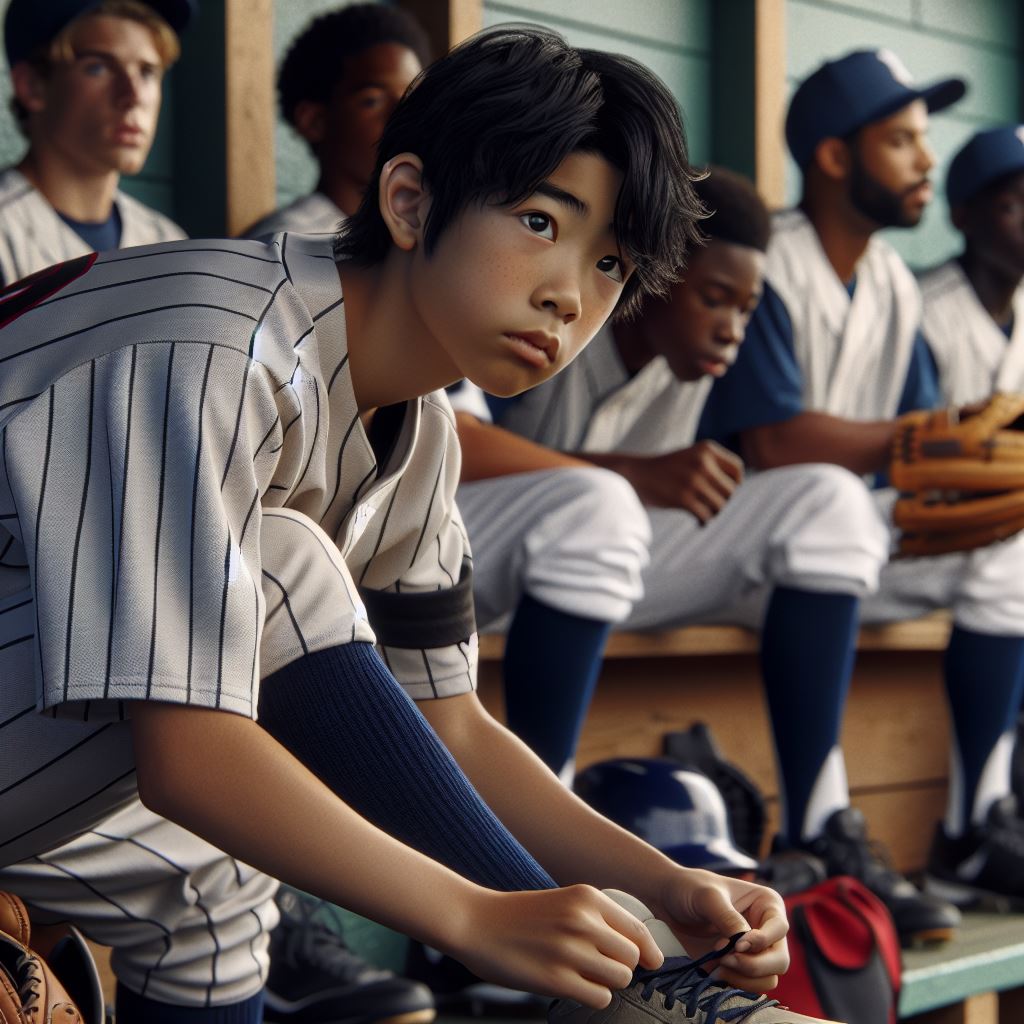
[890,392,1024,557]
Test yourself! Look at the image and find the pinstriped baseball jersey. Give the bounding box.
[0,232,475,864]
[919,258,1024,404]
[494,324,711,454]
[0,168,185,286]
[241,193,346,240]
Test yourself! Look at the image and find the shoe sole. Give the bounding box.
[901,926,957,949]
[265,1002,436,1024]
[923,875,1024,913]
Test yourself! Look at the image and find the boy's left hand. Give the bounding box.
[655,869,789,993]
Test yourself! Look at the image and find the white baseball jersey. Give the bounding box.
[763,208,921,419]
[240,192,346,240]
[0,168,185,285]
[0,233,475,866]
[497,322,712,453]
[919,257,1024,404]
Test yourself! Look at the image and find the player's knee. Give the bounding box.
[556,467,650,552]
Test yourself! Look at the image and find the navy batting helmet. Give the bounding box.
[574,758,758,874]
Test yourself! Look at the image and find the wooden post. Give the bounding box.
[753,0,786,207]
[224,0,275,236]
[397,0,482,55]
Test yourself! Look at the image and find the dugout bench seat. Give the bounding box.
[477,612,1024,1024]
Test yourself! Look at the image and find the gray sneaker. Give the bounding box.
[547,891,843,1024]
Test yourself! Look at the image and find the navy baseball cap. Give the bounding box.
[946,125,1024,206]
[4,0,196,67]
[786,48,966,168]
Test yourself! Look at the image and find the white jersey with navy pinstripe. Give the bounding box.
[496,323,711,453]
[765,208,921,419]
[0,168,185,286]
[0,232,475,865]
[919,257,1024,405]
[241,192,346,240]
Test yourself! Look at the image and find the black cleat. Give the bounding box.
[780,807,960,947]
[265,890,436,1024]
[924,795,1024,912]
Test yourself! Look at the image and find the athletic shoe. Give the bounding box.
[549,890,842,1024]
[265,890,436,1024]
[404,939,548,1015]
[779,807,960,946]
[924,795,1024,911]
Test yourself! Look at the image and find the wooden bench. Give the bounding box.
[477,613,953,873]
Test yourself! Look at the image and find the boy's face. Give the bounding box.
[958,171,1024,279]
[643,239,764,383]
[322,42,423,188]
[846,99,935,228]
[410,150,629,397]
[26,14,165,177]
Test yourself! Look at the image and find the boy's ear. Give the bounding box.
[291,100,327,146]
[813,137,852,182]
[11,62,48,115]
[378,153,430,252]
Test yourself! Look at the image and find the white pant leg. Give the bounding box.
[863,488,1024,636]
[0,798,279,1007]
[625,464,889,630]
[457,467,651,629]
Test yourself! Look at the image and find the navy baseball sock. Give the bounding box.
[115,984,264,1024]
[258,643,556,891]
[761,586,859,842]
[943,626,1024,835]
[503,594,612,780]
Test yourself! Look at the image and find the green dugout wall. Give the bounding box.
[0,0,1021,265]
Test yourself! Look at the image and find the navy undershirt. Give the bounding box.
[58,203,122,253]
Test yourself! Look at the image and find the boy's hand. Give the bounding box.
[655,869,789,993]
[619,442,743,519]
[453,884,663,1008]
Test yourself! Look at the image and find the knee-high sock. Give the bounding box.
[761,587,859,842]
[503,594,612,783]
[115,985,263,1023]
[943,626,1024,835]
[258,643,556,892]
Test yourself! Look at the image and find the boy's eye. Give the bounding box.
[521,213,554,239]
[596,255,624,283]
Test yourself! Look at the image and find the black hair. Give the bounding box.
[335,24,703,318]
[278,3,432,126]
[691,166,770,253]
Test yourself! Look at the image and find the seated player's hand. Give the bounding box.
[654,868,789,993]
[626,442,743,520]
[452,884,663,1008]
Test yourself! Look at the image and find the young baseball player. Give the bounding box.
[453,167,958,945]
[918,125,1024,404]
[0,0,187,285]
[241,3,430,238]
[702,49,1024,915]
[0,25,832,1024]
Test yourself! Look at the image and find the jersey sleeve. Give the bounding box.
[896,330,941,414]
[356,396,477,701]
[0,342,284,720]
[698,281,805,447]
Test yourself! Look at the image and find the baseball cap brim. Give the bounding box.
[662,839,759,875]
[918,77,967,115]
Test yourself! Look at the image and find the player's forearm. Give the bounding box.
[419,693,682,907]
[455,411,589,482]
[130,701,481,950]
[741,411,895,475]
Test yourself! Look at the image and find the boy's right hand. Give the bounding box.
[621,442,743,520]
[452,884,663,1008]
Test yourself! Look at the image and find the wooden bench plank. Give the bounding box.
[899,914,1024,1017]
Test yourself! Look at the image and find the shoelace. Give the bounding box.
[632,934,778,1023]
